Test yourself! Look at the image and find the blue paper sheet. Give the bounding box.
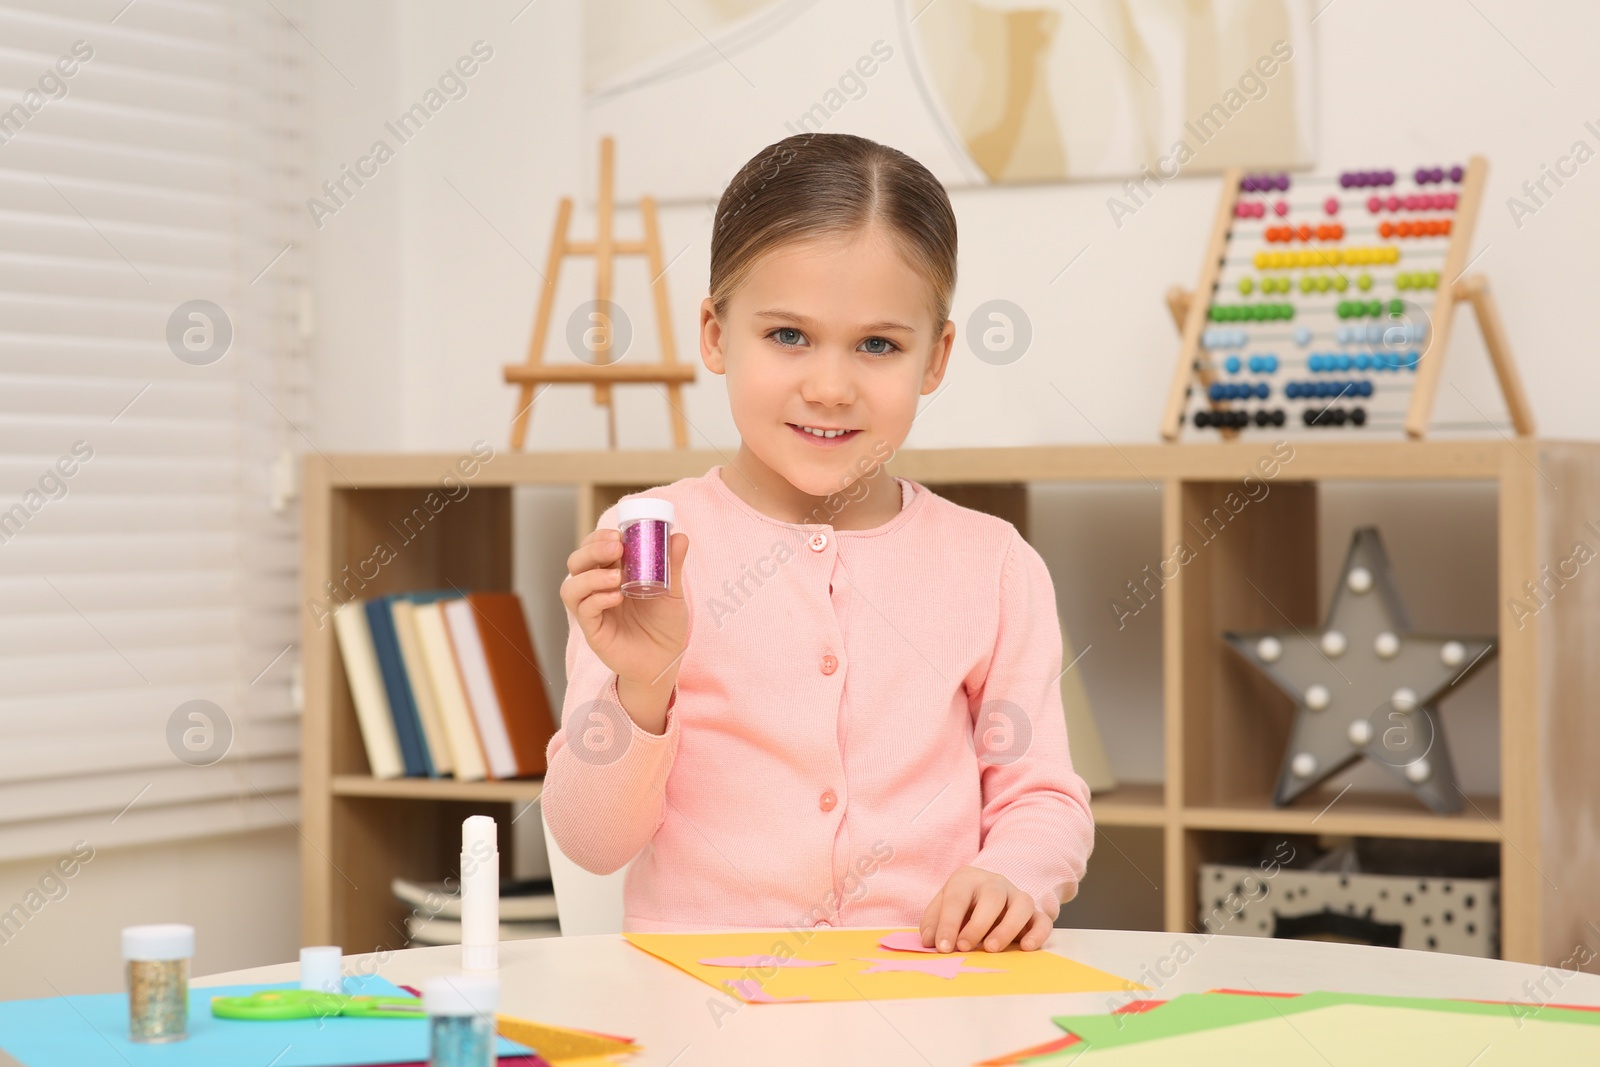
[0,973,531,1066]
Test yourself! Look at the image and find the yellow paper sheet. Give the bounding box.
[623,927,1144,1003]
[1072,1002,1600,1064]
[495,1014,637,1061]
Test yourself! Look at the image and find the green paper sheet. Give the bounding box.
[1054,991,1286,1049]
[1053,989,1600,1051]
[1061,1002,1600,1064]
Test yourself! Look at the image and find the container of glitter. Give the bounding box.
[616,498,675,598]
[424,973,499,1067]
[299,944,344,993]
[122,923,194,1043]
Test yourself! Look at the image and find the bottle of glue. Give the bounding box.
[460,815,498,971]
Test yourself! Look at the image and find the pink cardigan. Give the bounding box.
[541,466,1095,932]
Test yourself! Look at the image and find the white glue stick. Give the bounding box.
[460,815,499,971]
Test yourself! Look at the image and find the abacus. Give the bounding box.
[1160,156,1535,441]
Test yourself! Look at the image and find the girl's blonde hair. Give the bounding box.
[709,133,958,326]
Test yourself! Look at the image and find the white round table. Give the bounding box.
[199,929,1600,1066]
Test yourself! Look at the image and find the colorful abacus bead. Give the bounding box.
[1241,172,1291,193]
[1202,327,1249,349]
[1300,405,1368,428]
[1340,169,1395,189]
[1247,354,1279,373]
[1324,197,1339,215]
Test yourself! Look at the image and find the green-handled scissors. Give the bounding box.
[211,989,425,1020]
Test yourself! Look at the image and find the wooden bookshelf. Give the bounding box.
[300,439,1600,965]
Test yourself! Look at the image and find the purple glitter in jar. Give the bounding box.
[617,497,675,598]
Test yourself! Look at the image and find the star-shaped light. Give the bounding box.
[1224,526,1495,814]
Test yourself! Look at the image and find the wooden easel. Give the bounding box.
[505,137,692,450]
[1160,155,1535,442]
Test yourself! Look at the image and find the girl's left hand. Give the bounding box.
[919,866,1052,953]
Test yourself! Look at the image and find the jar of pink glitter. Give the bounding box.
[616,498,675,599]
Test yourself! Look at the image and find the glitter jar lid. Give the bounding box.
[616,497,675,528]
[423,973,500,1016]
[122,924,195,961]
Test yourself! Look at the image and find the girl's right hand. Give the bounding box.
[560,526,690,726]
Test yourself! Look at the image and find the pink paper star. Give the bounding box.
[725,978,809,1003]
[853,955,1003,979]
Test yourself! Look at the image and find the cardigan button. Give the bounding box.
[820,654,837,675]
[808,531,828,552]
[819,789,837,812]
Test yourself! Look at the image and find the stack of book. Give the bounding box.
[393,876,562,943]
[332,591,556,780]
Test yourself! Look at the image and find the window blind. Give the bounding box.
[0,0,309,860]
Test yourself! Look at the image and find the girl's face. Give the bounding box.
[700,226,954,500]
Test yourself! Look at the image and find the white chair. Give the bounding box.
[540,803,628,935]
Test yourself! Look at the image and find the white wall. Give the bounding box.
[0,829,298,999]
[313,0,1600,455]
[16,1,1568,996]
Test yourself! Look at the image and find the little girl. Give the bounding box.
[543,133,1094,954]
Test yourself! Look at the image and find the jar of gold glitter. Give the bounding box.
[122,923,194,1042]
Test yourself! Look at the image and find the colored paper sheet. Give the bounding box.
[853,955,1002,979]
[495,1015,640,1062]
[624,928,1143,1003]
[1061,1002,1600,1064]
[724,979,808,1003]
[696,955,834,968]
[1054,989,1600,1051]
[0,975,531,1067]
[1054,990,1296,1049]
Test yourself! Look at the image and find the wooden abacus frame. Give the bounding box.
[1160,155,1536,442]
